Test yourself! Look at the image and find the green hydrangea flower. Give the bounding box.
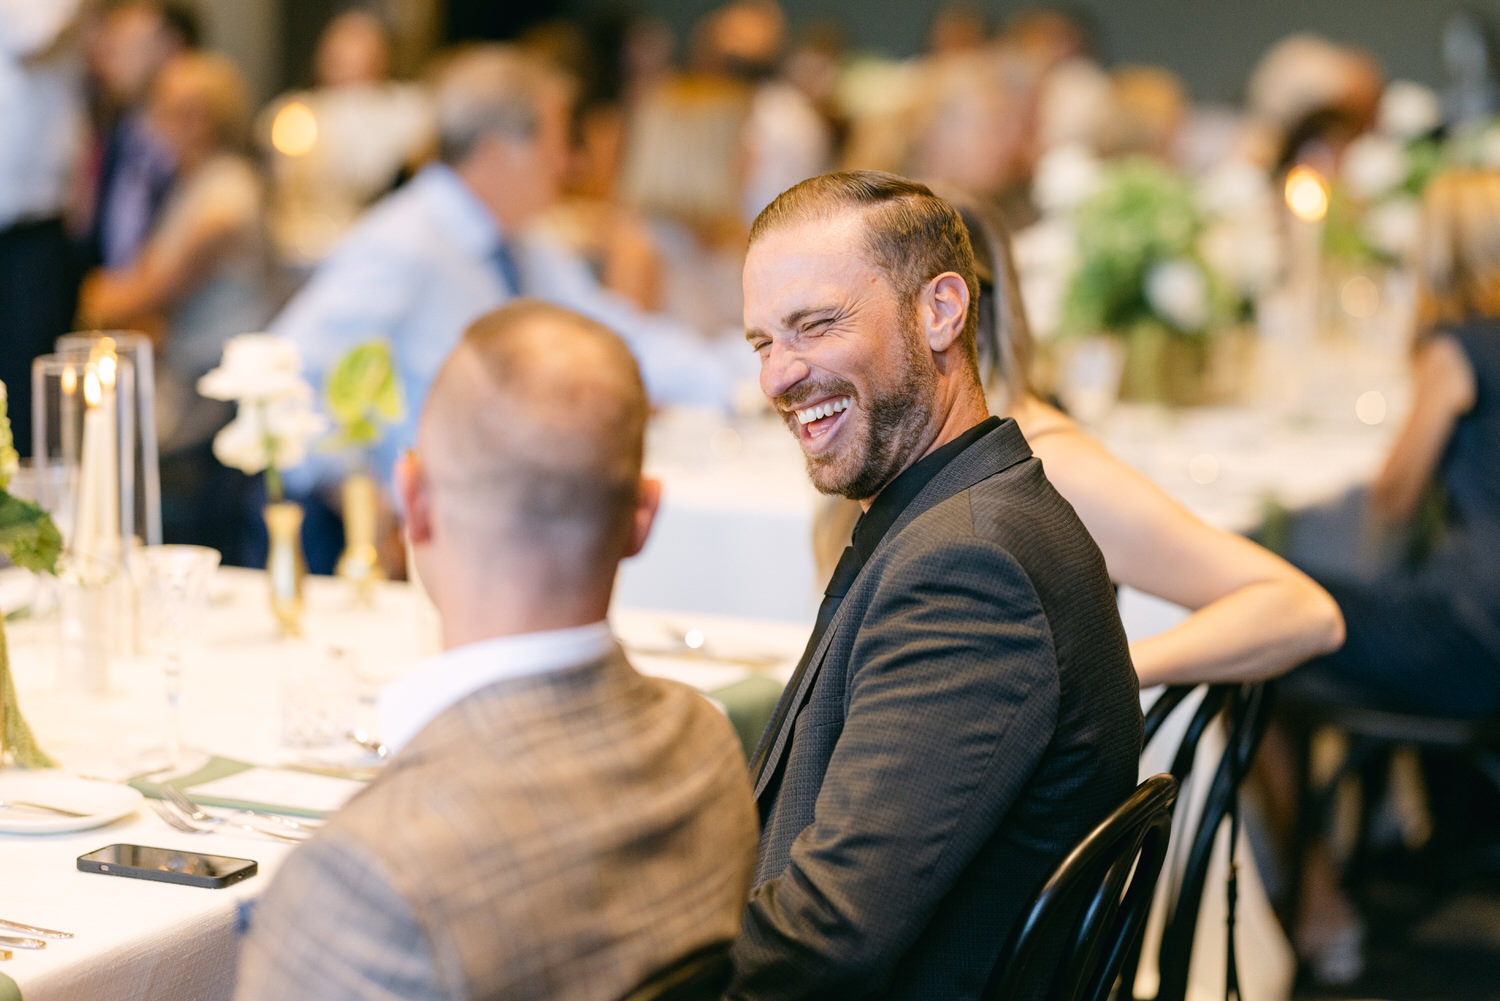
[325,341,405,450]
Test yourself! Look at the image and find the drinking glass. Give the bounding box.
[137,545,220,769]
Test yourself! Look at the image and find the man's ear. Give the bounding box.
[921,272,971,354]
[625,476,661,559]
[396,450,433,546]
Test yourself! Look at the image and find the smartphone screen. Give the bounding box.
[78,844,258,888]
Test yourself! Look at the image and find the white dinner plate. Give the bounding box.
[0,772,144,834]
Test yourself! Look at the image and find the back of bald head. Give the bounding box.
[419,301,647,571]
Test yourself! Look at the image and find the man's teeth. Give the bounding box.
[795,398,850,425]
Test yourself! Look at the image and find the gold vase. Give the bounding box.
[263,501,306,637]
[335,471,383,604]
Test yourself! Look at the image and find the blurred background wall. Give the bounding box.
[193,0,1500,103]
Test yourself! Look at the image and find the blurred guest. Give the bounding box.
[1272,169,1500,980]
[614,74,753,334]
[258,10,433,268]
[271,45,739,500]
[1248,34,1383,170]
[908,49,1040,229]
[731,171,1141,1000]
[999,6,1097,70]
[80,51,268,452]
[0,0,84,458]
[235,301,757,1001]
[1098,65,1188,162]
[925,2,987,58]
[80,0,197,270]
[78,51,269,556]
[692,0,832,223]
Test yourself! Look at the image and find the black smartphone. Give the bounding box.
[77,844,258,888]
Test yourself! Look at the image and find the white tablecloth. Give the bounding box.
[0,570,803,1001]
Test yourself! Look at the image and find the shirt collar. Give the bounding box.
[413,161,510,262]
[851,416,1002,564]
[377,621,615,754]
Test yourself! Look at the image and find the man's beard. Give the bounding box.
[777,319,938,501]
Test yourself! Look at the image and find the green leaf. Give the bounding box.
[324,341,405,449]
[0,493,62,575]
[0,387,16,493]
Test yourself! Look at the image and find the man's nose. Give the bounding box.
[760,341,810,400]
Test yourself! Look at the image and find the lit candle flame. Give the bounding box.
[271,101,318,157]
[84,369,102,407]
[97,353,117,389]
[62,365,77,396]
[1286,166,1329,222]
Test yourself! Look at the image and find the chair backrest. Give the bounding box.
[1125,681,1276,1001]
[618,941,734,1001]
[983,773,1178,1001]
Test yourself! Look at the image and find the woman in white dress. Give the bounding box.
[815,189,1345,1001]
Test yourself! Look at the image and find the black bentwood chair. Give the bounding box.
[1120,682,1277,1001]
[983,773,1177,1001]
[619,941,734,1001]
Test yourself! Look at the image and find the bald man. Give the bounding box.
[234,302,757,1001]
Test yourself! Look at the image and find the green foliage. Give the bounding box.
[0,494,62,575]
[0,391,15,494]
[1061,157,1226,339]
[0,390,60,576]
[324,341,404,450]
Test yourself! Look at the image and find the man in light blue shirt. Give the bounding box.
[272,45,740,493]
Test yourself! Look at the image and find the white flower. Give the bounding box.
[1363,196,1422,259]
[210,386,328,476]
[1196,158,1273,218]
[198,333,308,402]
[1341,134,1408,199]
[1200,218,1279,297]
[1033,144,1102,214]
[1378,80,1442,139]
[1145,258,1209,331]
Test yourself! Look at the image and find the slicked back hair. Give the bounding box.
[748,170,982,373]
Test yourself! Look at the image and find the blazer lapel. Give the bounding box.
[749,419,1033,805]
[750,583,863,803]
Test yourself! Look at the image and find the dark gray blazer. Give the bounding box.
[728,418,1143,1001]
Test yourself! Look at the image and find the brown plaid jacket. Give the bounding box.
[234,648,757,1001]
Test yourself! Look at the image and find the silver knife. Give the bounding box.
[0,918,72,939]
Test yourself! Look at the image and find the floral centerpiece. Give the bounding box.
[0,380,63,767]
[198,334,326,634]
[322,340,404,599]
[1333,80,1445,264]
[1027,152,1246,405]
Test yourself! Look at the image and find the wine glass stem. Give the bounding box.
[164,648,182,768]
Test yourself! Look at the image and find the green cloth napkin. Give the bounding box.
[0,971,20,1001]
[128,756,366,820]
[707,675,786,759]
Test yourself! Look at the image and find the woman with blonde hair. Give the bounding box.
[1285,167,1500,717]
[1268,167,1500,985]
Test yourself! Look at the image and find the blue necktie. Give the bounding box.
[490,241,522,297]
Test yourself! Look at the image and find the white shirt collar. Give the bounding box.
[377,621,615,754]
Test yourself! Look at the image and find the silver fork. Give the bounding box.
[151,799,204,834]
[154,794,307,843]
[161,785,319,835]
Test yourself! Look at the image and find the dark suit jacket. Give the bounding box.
[728,418,1143,1001]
